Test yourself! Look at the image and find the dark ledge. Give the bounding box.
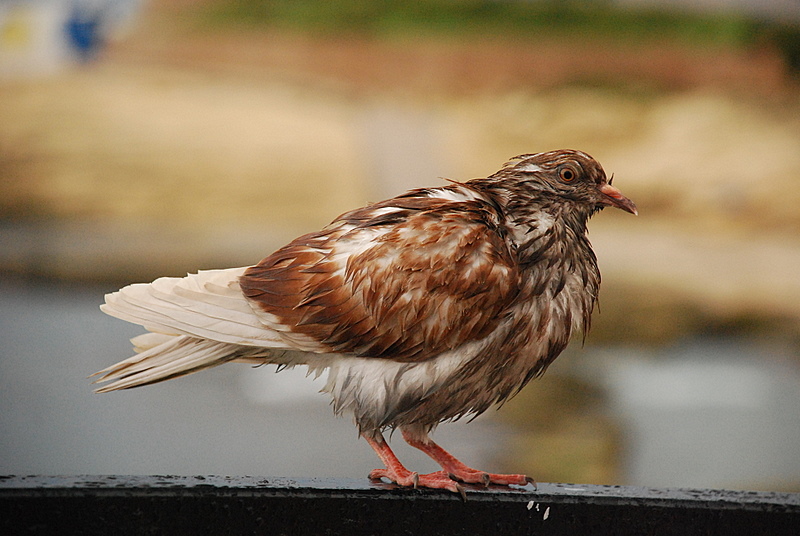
[2,475,798,535]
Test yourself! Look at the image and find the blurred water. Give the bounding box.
[593,341,800,491]
[1,279,799,491]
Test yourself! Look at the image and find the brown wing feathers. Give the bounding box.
[240,193,520,362]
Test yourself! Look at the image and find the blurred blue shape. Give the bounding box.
[0,0,139,76]
[65,5,102,61]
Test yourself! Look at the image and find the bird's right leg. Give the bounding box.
[400,425,535,488]
[363,432,464,497]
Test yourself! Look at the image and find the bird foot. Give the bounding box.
[446,468,536,489]
[397,427,536,490]
[370,468,465,499]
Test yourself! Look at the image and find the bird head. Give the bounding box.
[493,150,638,217]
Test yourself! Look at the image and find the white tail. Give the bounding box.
[91,335,269,392]
[93,267,289,392]
[100,267,286,346]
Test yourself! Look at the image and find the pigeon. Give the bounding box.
[92,149,636,497]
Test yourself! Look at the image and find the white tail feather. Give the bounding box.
[94,267,300,392]
[92,335,268,392]
[130,332,174,353]
[100,267,286,347]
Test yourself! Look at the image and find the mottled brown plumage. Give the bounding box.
[94,149,636,497]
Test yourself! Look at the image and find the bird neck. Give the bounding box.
[461,178,599,287]
[506,200,594,265]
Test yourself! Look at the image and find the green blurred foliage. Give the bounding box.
[203,0,773,49]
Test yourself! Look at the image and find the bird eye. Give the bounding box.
[558,165,578,183]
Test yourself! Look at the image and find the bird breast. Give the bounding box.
[321,262,592,432]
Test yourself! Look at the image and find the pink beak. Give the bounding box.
[597,183,638,215]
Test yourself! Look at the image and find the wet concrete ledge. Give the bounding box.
[1,475,798,535]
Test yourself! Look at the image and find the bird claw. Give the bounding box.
[456,483,467,502]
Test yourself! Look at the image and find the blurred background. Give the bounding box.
[2,0,799,492]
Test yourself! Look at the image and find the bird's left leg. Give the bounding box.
[401,425,536,488]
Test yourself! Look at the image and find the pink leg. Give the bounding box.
[363,432,465,498]
[401,427,536,488]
